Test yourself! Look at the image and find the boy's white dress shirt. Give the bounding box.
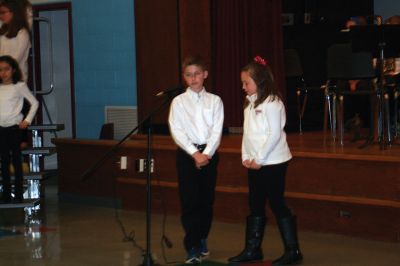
[169,87,224,157]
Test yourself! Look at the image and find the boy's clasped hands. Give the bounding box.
[192,151,211,169]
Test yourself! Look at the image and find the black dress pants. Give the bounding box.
[248,161,291,219]
[176,148,218,251]
[0,125,23,202]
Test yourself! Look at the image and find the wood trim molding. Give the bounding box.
[117,177,400,209]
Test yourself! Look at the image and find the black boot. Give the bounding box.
[272,215,303,265]
[228,216,266,263]
[1,159,12,203]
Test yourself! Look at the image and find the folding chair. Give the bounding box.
[324,43,377,145]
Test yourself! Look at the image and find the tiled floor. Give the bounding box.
[0,185,399,266]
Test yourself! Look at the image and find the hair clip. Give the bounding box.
[254,55,267,66]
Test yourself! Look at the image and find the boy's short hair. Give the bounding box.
[182,55,208,71]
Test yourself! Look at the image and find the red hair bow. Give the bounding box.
[254,55,267,66]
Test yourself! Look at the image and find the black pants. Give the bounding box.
[248,161,291,219]
[176,148,219,251]
[0,125,23,202]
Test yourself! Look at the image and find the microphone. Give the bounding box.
[155,85,183,97]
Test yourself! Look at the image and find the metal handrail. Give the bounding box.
[31,16,54,95]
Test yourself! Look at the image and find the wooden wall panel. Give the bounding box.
[288,198,400,242]
[56,140,122,198]
[287,158,400,201]
[179,0,213,88]
[135,0,181,126]
[135,0,213,130]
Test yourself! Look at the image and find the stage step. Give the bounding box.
[0,170,57,182]
[28,124,65,132]
[22,147,56,156]
[28,124,65,131]
[23,170,57,180]
[0,199,40,209]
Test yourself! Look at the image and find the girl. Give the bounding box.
[228,56,303,265]
[0,55,38,203]
[0,0,31,82]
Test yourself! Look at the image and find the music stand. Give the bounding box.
[350,24,400,148]
[284,49,307,134]
[324,42,376,145]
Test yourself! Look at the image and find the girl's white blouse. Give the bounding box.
[242,94,292,166]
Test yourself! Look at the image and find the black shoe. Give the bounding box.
[228,216,266,263]
[272,249,303,265]
[185,248,201,264]
[200,239,210,257]
[272,215,303,265]
[228,247,263,263]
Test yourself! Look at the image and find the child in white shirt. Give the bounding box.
[0,55,38,203]
[169,55,224,264]
[228,56,302,265]
[0,0,31,81]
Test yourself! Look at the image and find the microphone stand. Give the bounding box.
[143,114,154,266]
[81,93,176,266]
[377,38,388,149]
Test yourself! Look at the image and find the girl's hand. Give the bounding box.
[242,160,251,168]
[19,120,29,129]
[249,160,261,170]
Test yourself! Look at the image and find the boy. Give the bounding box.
[168,55,224,264]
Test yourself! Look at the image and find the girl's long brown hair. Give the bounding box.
[0,0,30,38]
[242,60,281,109]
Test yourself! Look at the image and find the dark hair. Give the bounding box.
[242,60,280,108]
[19,0,32,9]
[182,55,208,72]
[0,55,23,83]
[0,0,30,38]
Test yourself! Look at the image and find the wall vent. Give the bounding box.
[105,106,138,140]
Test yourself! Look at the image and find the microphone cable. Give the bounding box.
[153,171,180,265]
[109,155,179,264]
[112,164,145,254]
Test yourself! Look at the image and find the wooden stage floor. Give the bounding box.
[128,131,400,162]
[285,131,400,162]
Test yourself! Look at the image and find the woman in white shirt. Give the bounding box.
[0,0,31,82]
[228,56,303,265]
